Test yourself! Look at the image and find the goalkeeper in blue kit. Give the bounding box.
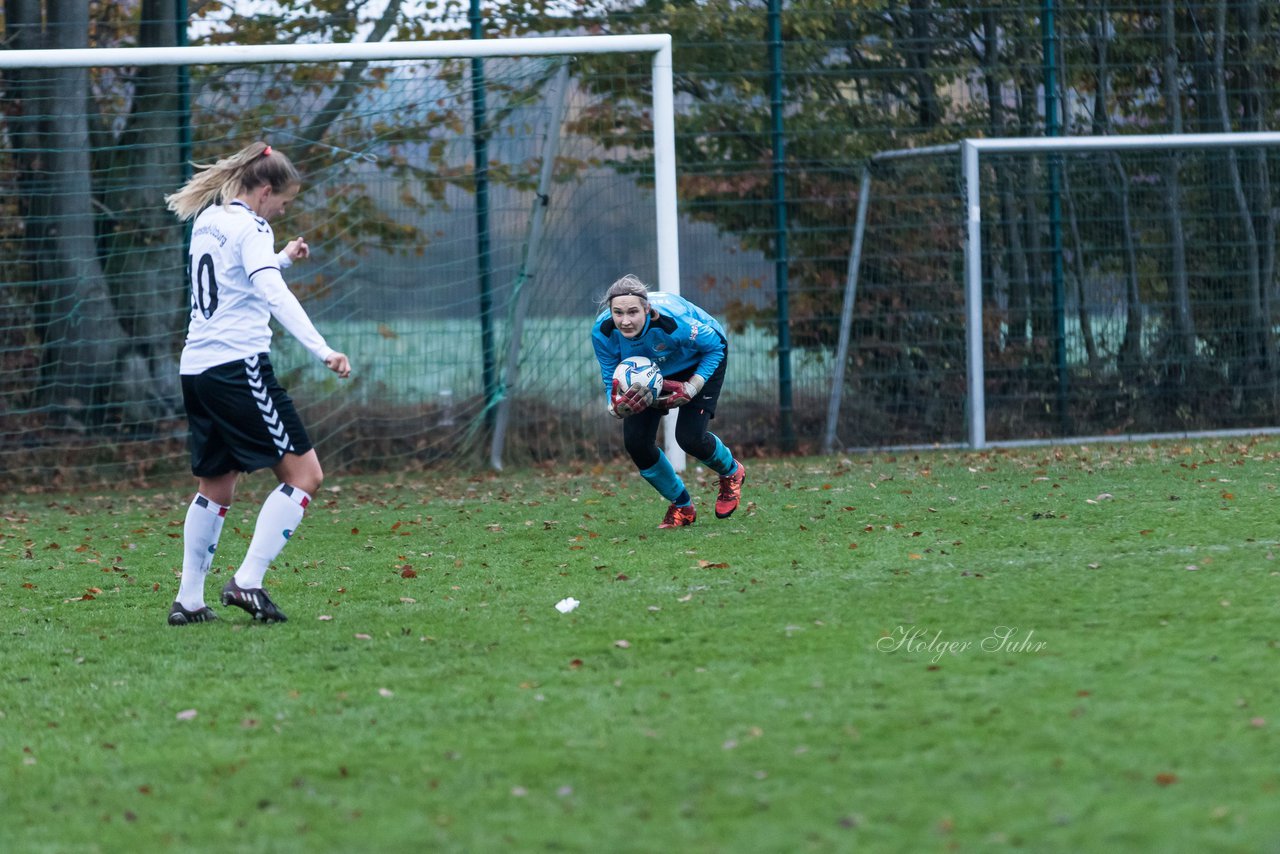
[591,274,746,528]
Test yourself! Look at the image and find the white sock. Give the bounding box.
[234,484,310,589]
[177,494,228,610]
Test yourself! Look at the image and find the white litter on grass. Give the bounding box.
[555,597,580,614]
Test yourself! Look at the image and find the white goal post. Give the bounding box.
[2,35,687,471]
[828,131,1280,453]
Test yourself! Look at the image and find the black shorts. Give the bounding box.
[182,353,313,477]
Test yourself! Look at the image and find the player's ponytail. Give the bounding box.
[601,274,651,310]
[165,141,301,222]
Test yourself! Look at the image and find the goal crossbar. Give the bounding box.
[0,34,673,68]
[828,131,1280,453]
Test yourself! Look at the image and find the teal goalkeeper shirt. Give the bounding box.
[591,292,728,400]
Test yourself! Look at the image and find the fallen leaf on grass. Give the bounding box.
[1155,773,1179,786]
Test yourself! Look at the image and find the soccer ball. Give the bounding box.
[613,355,663,403]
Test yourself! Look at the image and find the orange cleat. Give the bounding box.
[714,461,746,519]
[658,503,697,529]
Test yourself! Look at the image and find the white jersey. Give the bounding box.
[180,200,333,375]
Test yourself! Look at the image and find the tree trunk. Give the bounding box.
[886,3,941,129]
[98,0,187,423]
[1087,4,1143,373]
[1161,0,1195,366]
[1236,0,1275,384]
[1209,0,1269,379]
[978,9,1031,351]
[293,0,403,161]
[1013,70,1052,351]
[1010,62,1041,350]
[1053,28,1097,365]
[1059,163,1097,365]
[1109,154,1144,371]
[10,0,130,426]
[907,0,940,128]
[6,0,193,429]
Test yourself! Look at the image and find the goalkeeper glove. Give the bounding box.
[657,375,705,408]
[610,378,653,418]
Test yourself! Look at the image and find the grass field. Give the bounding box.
[4,441,1280,852]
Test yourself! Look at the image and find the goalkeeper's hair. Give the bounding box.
[165,141,301,222]
[601,273,651,310]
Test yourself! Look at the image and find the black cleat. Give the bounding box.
[169,602,220,626]
[221,579,288,623]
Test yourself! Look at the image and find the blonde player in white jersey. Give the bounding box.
[163,141,351,625]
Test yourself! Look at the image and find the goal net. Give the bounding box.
[827,133,1280,451]
[0,36,679,487]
